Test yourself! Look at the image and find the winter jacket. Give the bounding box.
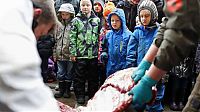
[69,11,100,59]
[101,8,134,76]
[131,24,159,66]
[37,35,55,58]
[153,0,200,71]
[53,21,72,61]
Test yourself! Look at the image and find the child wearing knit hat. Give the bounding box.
[137,0,158,27]
[130,0,165,111]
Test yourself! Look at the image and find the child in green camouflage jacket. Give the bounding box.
[69,0,100,105]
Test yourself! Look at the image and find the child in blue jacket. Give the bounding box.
[129,0,164,111]
[100,8,134,77]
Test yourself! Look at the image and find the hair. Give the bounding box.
[32,0,58,25]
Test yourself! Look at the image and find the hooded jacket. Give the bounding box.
[53,3,75,61]
[101,8,134,76]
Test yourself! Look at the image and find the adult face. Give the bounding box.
[32,8,55,40]
[139,9,151,26]
[33,22,54,40]
[111,14,121,30]
[80,0,92,15]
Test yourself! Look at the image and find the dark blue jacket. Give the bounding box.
[37,35,55,58]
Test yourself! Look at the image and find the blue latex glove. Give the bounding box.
[100,52,108,63]
[131,60,151,83]
[128,75,157,106]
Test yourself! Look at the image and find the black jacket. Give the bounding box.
[37,35,55,58]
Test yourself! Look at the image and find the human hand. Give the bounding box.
[70,56,76,62]
[131,60,151,83]
[100,52,108,64]
[128,75,157,107]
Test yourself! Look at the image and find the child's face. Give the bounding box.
[61,12,71,20]
[111,14,121,30]
[94,3,102,13]
[80,0,92,15]
[139,9,151,26]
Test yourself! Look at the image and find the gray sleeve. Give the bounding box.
[153,17,168,48]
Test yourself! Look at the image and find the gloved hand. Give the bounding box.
[128,75,157,106]
[100,52,108,64]
[131,60,151,83]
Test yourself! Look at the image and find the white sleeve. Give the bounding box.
[0,0,59,111]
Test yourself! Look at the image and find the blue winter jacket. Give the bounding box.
[101,8,134,76]
[130,24,159,66]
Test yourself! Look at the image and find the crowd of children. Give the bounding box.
[36,0,199,111]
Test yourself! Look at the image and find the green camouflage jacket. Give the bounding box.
[69,12,100,59]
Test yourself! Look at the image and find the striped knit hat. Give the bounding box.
[138,0,158,24]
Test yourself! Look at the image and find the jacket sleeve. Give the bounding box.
[153,17,168,48]
[153,0,199,71]
[126,34,135,68]
[69,18,78,56]
[53,24,59,60]
[127,30,139,67]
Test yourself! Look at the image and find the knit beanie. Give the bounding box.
[103,1,116,17]
[138,0,158,24]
